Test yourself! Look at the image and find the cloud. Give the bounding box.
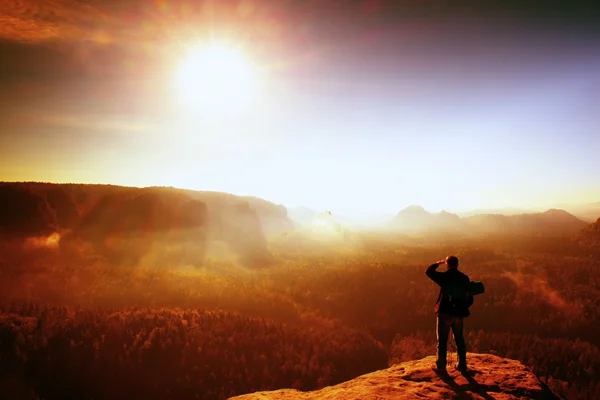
[0,1,439,48]
[0,0,376,86]
[0,0,279,46]
[2,0,598,47]
[6,109,157,131]
[0,0,113,43]
[0,0,308,80]
[3,0,597,85]
[40,114,157,133]
[0,103,159,134]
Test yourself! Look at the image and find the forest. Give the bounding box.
[1,183,600,399]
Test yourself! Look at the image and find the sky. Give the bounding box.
[1,0,600,216]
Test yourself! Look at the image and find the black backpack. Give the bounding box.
[443,291,472,313]
[437,281,472,315]
[468,281,485,296]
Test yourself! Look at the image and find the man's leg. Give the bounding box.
[451,317,467,368]
[436,314,451,369]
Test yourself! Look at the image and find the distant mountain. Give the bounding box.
[463,209,588,236]
[390,205,431,227]
[575,217,600,249]
[388,205,462,233]
[437,210,463,229]
[387,204,587,237]
[558,202,600,223]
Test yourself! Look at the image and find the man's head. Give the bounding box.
[446,255,459,269]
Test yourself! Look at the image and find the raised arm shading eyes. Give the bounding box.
[426,262,445,286]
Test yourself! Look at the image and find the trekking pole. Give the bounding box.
[446,330,449,367]
[449,330,454,368]
[446,333,450,367]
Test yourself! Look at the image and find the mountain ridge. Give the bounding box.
[387,204,588,236]
[0,182,594,239]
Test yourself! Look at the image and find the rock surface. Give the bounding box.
[229,353,558,400]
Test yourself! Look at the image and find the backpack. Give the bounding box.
[444,291,471,313]
[468,280,485,296]
[438,282,472,316]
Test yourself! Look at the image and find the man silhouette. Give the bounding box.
[426,255,473,372]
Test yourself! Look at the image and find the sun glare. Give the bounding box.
[175,41,260,117]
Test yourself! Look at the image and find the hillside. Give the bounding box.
[575,217,600,249]
[0,184,58,237]
[230,353,558,400]
[74,189,208,240]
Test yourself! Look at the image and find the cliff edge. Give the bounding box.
[229,353,559,400]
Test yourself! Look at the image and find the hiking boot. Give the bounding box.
[455,363,467,372]
[432,364,447,374]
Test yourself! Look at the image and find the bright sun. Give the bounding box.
[175,41,260,117]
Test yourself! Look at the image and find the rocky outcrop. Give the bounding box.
[229,353,558,400]
[242,196,295,236]
[74,189,208,240]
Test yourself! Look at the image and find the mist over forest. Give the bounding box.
[1,182,599,399]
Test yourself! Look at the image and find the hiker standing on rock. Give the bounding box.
[426,255,473,372]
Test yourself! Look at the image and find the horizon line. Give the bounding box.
[2,180,598,219]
